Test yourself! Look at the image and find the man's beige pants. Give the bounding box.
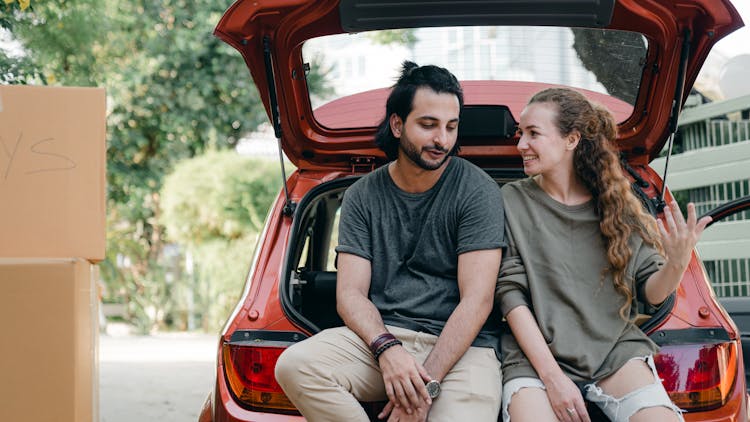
[275,325,502,421]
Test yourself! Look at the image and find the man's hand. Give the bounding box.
[377,345,432,415]
[381,401,430,422]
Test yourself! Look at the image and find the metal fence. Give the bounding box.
[651,94,750,298]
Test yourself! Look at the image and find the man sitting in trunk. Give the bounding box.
[275,61,506,422]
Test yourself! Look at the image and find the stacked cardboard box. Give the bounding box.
[0,86,105,422]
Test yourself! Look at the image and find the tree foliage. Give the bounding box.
[1,0,321,332]
[161,151,280,244]
[0,48,40,84]
[1,0,105,85]
[367,29,418,48]
[1,0,30,13]
[571,29,647,104]
[160,151,281,330]
[103,0,270,332]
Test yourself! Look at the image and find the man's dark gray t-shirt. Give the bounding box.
[335,157,506,355]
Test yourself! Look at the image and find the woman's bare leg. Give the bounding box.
[508,387,559,421]
[594,358,681,422]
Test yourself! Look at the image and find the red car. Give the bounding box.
[200,0,750,420]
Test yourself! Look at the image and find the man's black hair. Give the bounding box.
[374,61,464,161]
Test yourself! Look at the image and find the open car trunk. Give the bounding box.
[280,169,675,335]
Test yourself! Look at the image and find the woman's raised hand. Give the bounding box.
[657,201,712,272]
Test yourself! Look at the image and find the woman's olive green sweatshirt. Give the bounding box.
[496,177,664,383]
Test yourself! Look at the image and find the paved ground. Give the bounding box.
[100,329,218,422]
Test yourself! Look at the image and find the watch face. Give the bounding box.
[426,380,440,399]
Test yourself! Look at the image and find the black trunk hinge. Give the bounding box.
[350,156,376,174]
[655,28,692,213]
[262,35,296,217]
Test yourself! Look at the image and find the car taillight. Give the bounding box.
[654,341,738,412]
[222,343,298,414]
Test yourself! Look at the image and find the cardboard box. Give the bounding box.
[0,258,99,422]
[0,86,106,261]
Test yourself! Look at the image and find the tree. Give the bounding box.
[1,0,30,12]
[99,0,272,332]
[0,47,40,84]
[2,0,328,332]
[572,28,647,105]
[367,29,417,48]
[160,151,281,330]
[2,0,106,85]
[161,151,280,243]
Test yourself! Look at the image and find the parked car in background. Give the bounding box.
[200,0,749,420]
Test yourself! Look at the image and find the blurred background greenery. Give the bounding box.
[1,0,325,333]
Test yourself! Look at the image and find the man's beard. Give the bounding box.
[399,134,455,171]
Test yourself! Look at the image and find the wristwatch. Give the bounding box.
[425,379,441,399]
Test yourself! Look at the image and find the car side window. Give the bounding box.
[326,208,341,271]
[295,192,344,273]
[296,207,340,272]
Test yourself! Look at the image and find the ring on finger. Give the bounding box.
[566,407,576,415]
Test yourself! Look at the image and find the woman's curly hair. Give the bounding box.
[529,88,663,319]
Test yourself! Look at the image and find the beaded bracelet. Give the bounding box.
[369,332,398,355]
[373,339,403,361]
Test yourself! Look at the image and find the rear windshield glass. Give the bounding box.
[302,26,648,129]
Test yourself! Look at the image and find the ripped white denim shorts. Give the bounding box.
[501,355,685,422]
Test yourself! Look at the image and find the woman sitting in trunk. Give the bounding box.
[496,87,710,422]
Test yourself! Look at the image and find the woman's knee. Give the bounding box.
[586,356,684,422]
[502,378,551,422]
[595,357,655,398]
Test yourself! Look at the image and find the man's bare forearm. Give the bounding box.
[338,290,389,345]
[423,294,493,381]
[336,252,389,346]
[337,254,431,413]
[423,248,502,381]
